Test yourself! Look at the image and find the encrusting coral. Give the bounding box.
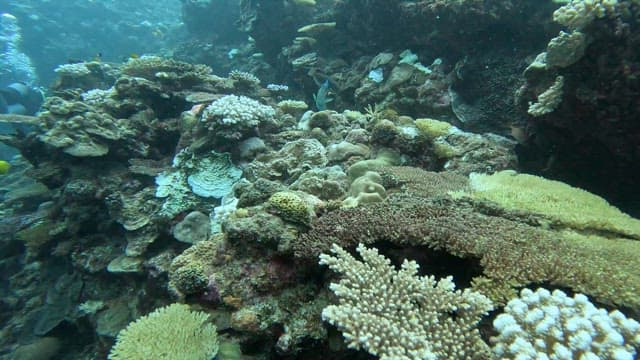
[320,243,493,360]
[267,191,313,225]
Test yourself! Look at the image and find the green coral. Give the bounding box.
[169,240,219,297]
[108,303,218,360]
[414,118,453,140]
[461,170,640,238]
[267,191,312,225]
[172,264,209,295]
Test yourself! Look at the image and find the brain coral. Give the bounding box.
[267,191,312,225]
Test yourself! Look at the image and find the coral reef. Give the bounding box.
[2,0,640,356]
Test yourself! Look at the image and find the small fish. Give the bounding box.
[0,160,11,175]
[129,53,140,59]
[313,79,333,111]
[92,52,103,62]
[509,125,528,145]
[151,29,164,38]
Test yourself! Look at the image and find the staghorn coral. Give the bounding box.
[108,303,219,360]
[320,243,493,360]
[492,288,640,359]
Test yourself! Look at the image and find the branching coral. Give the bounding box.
[527,76,565,117]
[320,243,493,360]
[492,288,640,359]
[201,95,276,141]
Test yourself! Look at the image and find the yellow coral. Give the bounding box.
[463,170,640,238]
[268,191,312,225]
[415,118,453,140]
[108,303,218,360]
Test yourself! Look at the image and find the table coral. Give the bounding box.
[298,172,640,309]
[462,170,640,238]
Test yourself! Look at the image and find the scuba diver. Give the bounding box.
[0,82,43,172]
[0,82,44,116]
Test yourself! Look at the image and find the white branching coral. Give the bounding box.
[202,95,275,127]
[54,62,91,77]
[492,288,640,360]
[319,243,494,360]
[528,76,565,117]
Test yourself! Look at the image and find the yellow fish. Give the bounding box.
[0,160,10,174]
